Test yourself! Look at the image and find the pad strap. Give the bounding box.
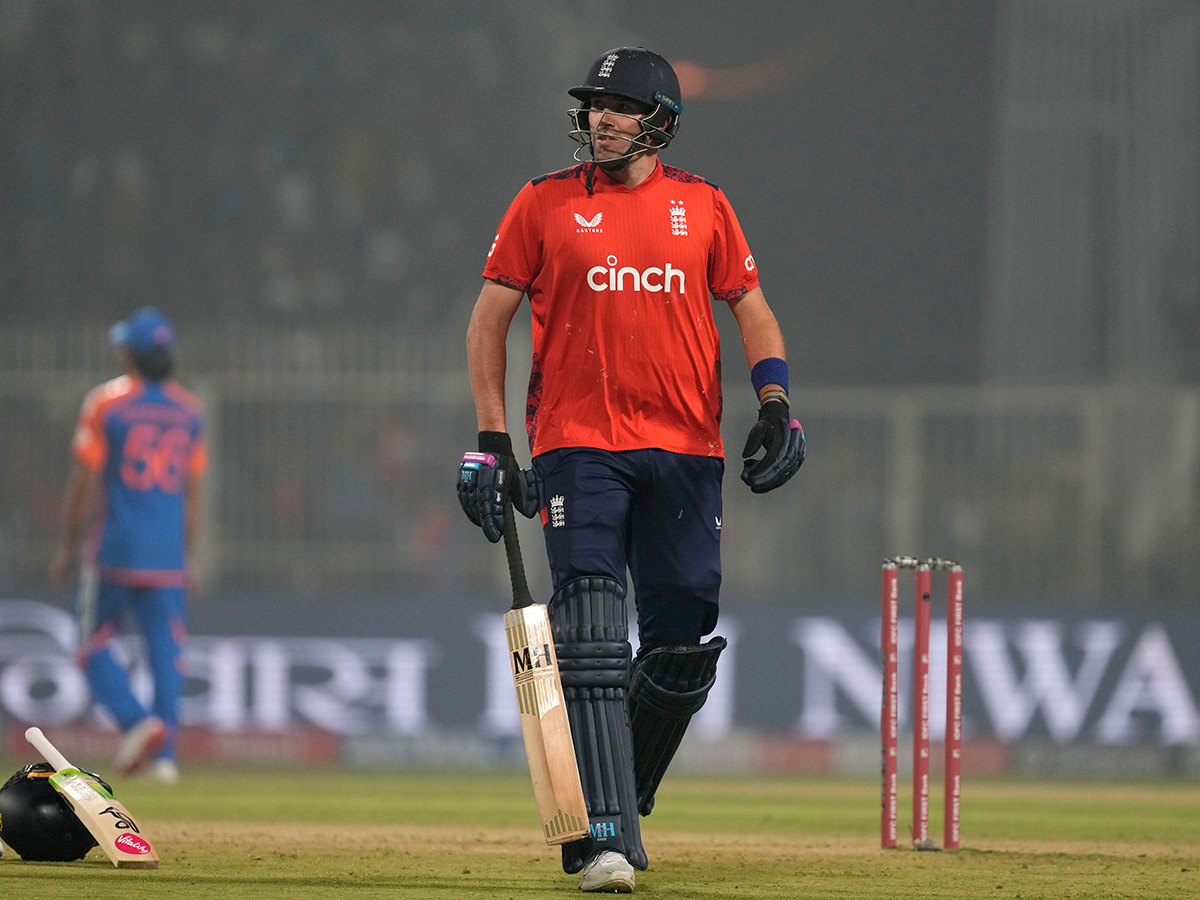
[550,577,647,873]
[629,637,726,816]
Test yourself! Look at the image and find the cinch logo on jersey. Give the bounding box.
[587,255,685,294]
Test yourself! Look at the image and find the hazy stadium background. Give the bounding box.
[1,1,1198,774]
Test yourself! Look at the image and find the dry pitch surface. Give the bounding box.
[1,769,1197,899]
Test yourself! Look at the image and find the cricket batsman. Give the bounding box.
[458,47,804,892]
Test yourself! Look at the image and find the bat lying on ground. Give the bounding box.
[24,726,159,868]
[501,501,589,845]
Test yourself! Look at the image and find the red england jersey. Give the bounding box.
[483,160,759,458]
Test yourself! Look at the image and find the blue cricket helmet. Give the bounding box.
[568,47,683,157]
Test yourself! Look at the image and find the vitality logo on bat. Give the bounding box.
[114,833,152,856]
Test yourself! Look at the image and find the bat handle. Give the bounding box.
[25,726,73,772]
[503,498,535,611]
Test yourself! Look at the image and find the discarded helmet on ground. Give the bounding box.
[0,762,108,861]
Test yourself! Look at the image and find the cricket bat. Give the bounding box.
[24,726,159,869]
[501,501,589,845]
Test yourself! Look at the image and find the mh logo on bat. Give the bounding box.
[512,643,552,674]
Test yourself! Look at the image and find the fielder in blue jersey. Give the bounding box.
[50,308,208,783]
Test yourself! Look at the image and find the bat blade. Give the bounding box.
[25,727,160,869]
[503,604,589,845]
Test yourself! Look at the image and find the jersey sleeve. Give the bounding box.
[71,387,109,471]
[707,188,761,302]
[160,382,210,479]
[481,181,542,292]
[189,435,210,477]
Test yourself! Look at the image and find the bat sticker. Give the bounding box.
[99,806,141,832]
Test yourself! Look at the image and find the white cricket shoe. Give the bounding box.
[114,716,168,776]
[147,758,180,784]
[578,850,635,893]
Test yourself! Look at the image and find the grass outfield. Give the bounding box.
[1,768,1197,898]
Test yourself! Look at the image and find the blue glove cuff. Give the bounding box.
[750,357,789,396]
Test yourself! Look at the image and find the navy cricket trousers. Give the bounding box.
[532,447,723,651]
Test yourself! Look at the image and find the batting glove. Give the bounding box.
[740,400,806,493]
[457,431,541,542]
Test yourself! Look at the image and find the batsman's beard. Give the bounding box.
[596,153,634,173]
[589,123,656,170]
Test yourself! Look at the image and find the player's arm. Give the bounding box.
[184,432,209,562]
[185,471,203,559]
[460,279,538,542]
[726,287,806,493]
[466,278,525,431]
[49,462,101,588]
[727,286,786,392]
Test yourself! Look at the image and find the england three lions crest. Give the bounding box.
[669,200,688,236]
